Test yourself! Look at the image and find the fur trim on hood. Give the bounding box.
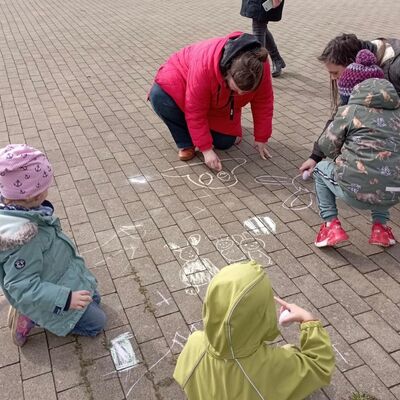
[0,214,39,251]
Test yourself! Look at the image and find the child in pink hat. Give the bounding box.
[0,144,106,346]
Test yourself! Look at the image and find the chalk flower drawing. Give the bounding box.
[161,158,247,189]
[255,174,315,211]
[167,234,219,295]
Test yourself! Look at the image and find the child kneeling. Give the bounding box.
[314,50,400,248]
[0,144,106,346]
[174,261,334,400]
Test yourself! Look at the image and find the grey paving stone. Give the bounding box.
[369,252,400,284]
[352,338,400,387]
[0,327,19,367]
[355,311,400,353]
[270,249,307,278]
[23,372,57,400]
[337,245,379,274]
[0,363,23,400]
[50,342,82,392]
[126,304,162,344]
[113,275,145,309]
[277,231,313,258]
[20,332,51,379]
[85,356,125,400]
[345,365,397,400]
[293,274,336,308]
[320,304,369,344]
[146,281,179,317]
[365,293,400,331]
[298,254,338,284]
[172,290,203,325]
[267,265,300,298]
[157,312,191,355]
[335,265,380,297]
[324,280,371,316]
[325,326,363,372]
[366,270,400,304]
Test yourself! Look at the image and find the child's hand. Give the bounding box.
[274,296,315,324]
[70,290,92,310]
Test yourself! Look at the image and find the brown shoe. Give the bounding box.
[178,147,195,161]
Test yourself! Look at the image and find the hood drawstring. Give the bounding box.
[216,85,221,105]
[230,92,234,120]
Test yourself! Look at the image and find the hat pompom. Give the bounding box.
[355,49,377,67]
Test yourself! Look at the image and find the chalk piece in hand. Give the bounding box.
[278,309,292,327]
[302,170,310,181]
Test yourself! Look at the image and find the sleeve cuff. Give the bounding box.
[310,154,323,163]
[64,291,72,311]
[300,320,322,330]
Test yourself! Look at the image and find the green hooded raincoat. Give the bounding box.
[174,261,335,400]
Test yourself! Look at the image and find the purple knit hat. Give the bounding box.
[338,49,385,103]
[0,144,53,200]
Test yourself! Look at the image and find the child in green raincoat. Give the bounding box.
[173,261,335,400]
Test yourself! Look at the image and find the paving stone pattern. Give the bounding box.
[0,0,399,399]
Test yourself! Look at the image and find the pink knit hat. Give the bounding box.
[0,144,53,200]
[338,49,385,103]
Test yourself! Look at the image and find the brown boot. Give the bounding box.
[178,147,196,161]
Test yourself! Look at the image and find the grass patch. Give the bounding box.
[349,393,378,400]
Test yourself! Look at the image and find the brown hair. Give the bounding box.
[319,34,363,113]
[228,48,268,91]
[318,33,363,66]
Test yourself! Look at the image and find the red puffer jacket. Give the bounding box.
[154,32,274,152]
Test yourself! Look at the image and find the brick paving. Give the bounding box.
[0,0,399,399]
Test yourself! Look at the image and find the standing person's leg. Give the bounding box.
[149,83,195,161]
[251,19,267,47]
[313,160,349,247]
[369,209,396,247]
[264,24,286,77]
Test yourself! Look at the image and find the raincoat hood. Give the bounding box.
[203,261,279,360]
[349,78,400,110]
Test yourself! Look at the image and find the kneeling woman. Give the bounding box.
[149,32,274,172]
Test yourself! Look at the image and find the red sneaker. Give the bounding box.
[315,219,349,248]
[369,223,396,247]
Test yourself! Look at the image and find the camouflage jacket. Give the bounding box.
[318,78,400,207]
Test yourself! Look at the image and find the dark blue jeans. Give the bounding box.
[149,83,236,150]
[70,291,106,337]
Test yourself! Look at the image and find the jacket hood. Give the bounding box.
[349,78,400,110]
[219,33,262,76]
[0,212,38,252]
[203,261,279,360]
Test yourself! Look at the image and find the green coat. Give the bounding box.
[173,261,335,400]
[0,209,97,336]
[318,78,400,207]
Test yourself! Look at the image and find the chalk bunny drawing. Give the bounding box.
[161,158,247,190]
[215,236,244,264]
[232,232,272,266]
[167,234,219,295]
[255,174,314,211]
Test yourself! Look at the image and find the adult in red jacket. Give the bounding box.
[149,32,274,171]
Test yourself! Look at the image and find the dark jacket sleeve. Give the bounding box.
[309,118,333,162]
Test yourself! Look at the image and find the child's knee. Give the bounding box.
[91,308,107,336]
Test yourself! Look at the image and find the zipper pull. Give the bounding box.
[230,95,234,120]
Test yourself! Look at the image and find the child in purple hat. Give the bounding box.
[0,144,106,346]
[313,50,400,248]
